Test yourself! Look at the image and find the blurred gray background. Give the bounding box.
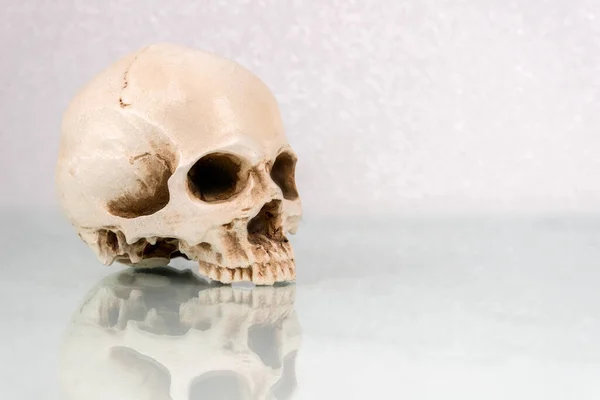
[1,0,599,216]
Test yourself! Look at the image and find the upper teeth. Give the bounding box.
[199,260,296,285]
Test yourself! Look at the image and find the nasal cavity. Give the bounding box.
[247,200,285,244]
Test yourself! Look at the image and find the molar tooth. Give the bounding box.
[219,267,233,284]
[129,251,143,263]
[198,262,210,277]
[208,266,219,281]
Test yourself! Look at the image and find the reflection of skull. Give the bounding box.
[60,268,301,400]
[56,43,302,284]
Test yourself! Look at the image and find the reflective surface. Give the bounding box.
[2,214,600,399]
[61,268,299,400]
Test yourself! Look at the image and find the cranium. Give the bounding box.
[56,43,302,284]
[60,268,301,400]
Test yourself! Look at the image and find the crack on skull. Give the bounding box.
[129,152,151,163]
[117,46,150,108]
[119,64,132,108]
[118,98,131,108]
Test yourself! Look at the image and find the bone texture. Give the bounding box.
[56,43,302,284]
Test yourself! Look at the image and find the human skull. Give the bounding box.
[60,268,301,400]
[56,43,302,284]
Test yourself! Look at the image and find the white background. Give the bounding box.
[2,3,600,398]
[1,0,599,215]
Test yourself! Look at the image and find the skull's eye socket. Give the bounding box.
[271,152,299,200]
[187,153,245,202]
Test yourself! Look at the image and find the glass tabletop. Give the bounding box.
[2,212,600,399]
